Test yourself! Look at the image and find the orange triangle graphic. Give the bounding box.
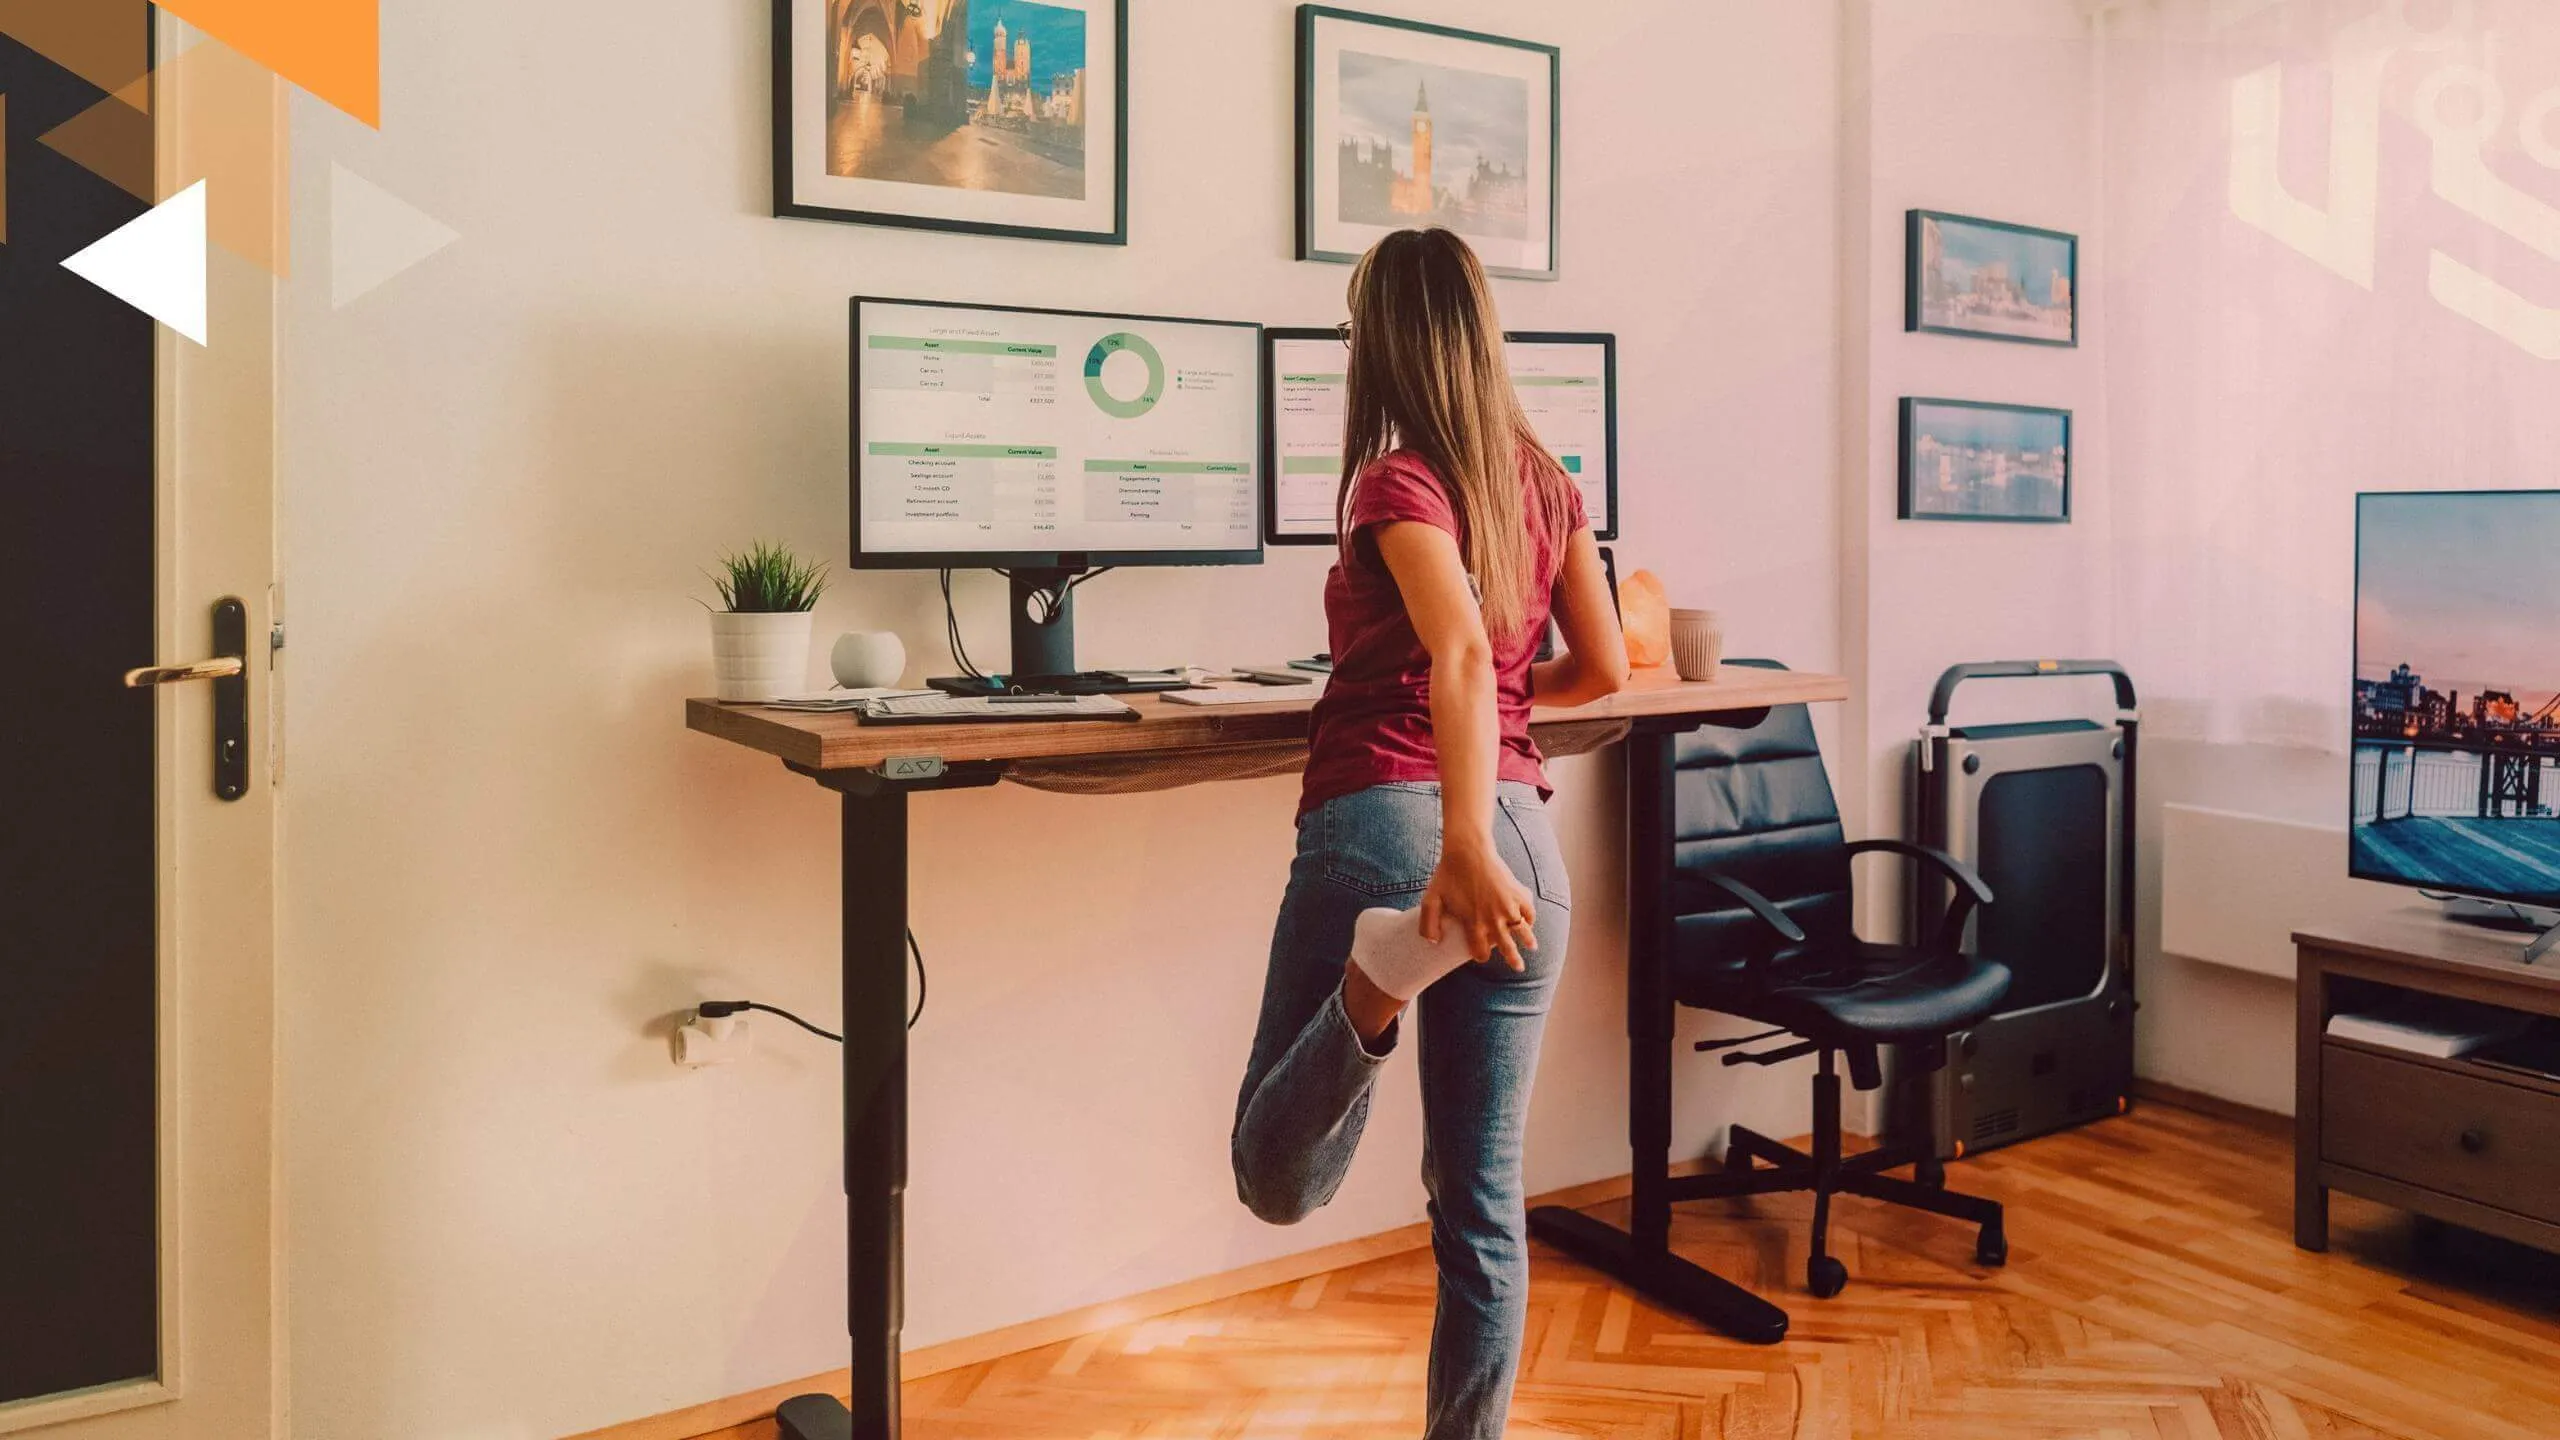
[40,73,152,203]
[40,45,294,277]
[154,0,378,128]
[0,1,152,98]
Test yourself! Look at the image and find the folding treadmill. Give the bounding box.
[1896,661,2138,1158]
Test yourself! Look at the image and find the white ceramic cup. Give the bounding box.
[830,630,909,690]
[1669,609,1724,683]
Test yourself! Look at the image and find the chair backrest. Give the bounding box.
[1659,662,1854,976]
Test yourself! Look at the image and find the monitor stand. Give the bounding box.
[927,568,1190,698]
[2441,895,2560,965]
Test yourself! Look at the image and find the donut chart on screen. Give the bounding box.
[1084,332,1167,419]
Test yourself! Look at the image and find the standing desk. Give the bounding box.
[683,666,1850,1440]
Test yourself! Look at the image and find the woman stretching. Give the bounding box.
[1230,227,1631,1438]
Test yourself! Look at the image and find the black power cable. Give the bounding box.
[940,569,986,682]
[697,929,926,1042]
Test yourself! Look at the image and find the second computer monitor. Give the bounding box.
[1263,328,1618,544]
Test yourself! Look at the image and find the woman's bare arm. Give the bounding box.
[1531,528,1631,708]
[1373,520,1539,968]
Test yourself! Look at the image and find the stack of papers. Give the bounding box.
[759,689,934,713]
[2326,999,2534,1059]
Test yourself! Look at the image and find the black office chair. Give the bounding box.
[1530,663,2012,1339]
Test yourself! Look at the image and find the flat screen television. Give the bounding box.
[2351,490,2560,908]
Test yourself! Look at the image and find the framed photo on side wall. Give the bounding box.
[1297,6,1560,280]
[1907,211,2077,346]
[774,0,1127,245]
[1900,398,2072,523]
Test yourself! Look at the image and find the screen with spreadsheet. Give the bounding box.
[852,298,1263,568]
[1263,329,1618,544]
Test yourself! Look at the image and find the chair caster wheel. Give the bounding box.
[1976,1225,2007,1268]
[1916,1157,1946,1190]
[1807,1255,1848,1298]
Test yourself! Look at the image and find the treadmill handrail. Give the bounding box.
[1926,660,2136,725]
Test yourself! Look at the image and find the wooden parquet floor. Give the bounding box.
[693,1104,2560,1439]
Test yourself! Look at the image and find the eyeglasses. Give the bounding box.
[1335,321,1353,345]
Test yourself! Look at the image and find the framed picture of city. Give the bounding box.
[1296,6,1560,280]
[1898,398,2072,523]
[1907,211,2078,346]
[773,0,1127,245]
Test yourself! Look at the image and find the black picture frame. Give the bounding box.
[1906,210,2079,347]
[850,295,1265,572]
[1258,326,1618,546]
[1898,397,2073,524]
[1296,5,1561,281]
[773,0,1129,246]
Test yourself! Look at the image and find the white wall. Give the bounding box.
[277,2,1846,1435]
[2100,0,2560,1114]
[1837,0,2117,917]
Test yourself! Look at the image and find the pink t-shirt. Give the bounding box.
[1299,448,1586,816]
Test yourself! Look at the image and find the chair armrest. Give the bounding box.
[1671,870,1808,946]
[1844,839,1992,907]
[1845,838,1992,953]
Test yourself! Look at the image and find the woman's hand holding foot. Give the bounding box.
[1344,900,1487,1045]
[1422,840,1539,972]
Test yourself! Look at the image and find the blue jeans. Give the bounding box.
[1231,781,1572,1440]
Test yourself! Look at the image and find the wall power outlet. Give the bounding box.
[675,1012,753,1067]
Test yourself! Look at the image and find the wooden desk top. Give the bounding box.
[686,665,1849,774]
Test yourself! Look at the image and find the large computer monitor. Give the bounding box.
[853,297,1262,690]
[854,297,1263,570]
[1263,328,1618,545]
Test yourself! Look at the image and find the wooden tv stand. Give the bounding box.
[2295,913,2560,1254]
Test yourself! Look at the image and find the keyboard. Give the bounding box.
[857,693,1142,725]
[927,670,1190,697]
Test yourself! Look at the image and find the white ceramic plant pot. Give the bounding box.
[710,610,815,702]
[830,631,908,690]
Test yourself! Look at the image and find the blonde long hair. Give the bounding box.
[1337,228,1575,642]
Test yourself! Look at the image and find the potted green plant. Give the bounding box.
[705,541,828,702]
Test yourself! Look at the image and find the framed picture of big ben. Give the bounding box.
[1296,6,1561,280]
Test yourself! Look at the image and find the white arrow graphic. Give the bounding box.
[62,178,209,345]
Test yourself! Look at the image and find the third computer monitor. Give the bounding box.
[852,297,1264,570]
[1263,328,1618,545]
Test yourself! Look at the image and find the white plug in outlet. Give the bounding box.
[676,1012,753,1067]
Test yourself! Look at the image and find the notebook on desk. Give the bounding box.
[1161,684,1321,708]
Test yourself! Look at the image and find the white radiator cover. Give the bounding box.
[2159,804,2413,979]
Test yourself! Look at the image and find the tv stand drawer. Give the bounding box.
[2321,1044,2560,1225]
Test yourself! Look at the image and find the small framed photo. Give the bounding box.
[1297,6,1560,281]
[773,0,1127,245]
[1899,398,2072,523]
[1907,211,2077,346]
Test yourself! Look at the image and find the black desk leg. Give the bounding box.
[778,789,909,1440]
[1526,726,1789,1347]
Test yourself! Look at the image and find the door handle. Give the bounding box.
[124,656,245,687]
[126,598,252,801]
